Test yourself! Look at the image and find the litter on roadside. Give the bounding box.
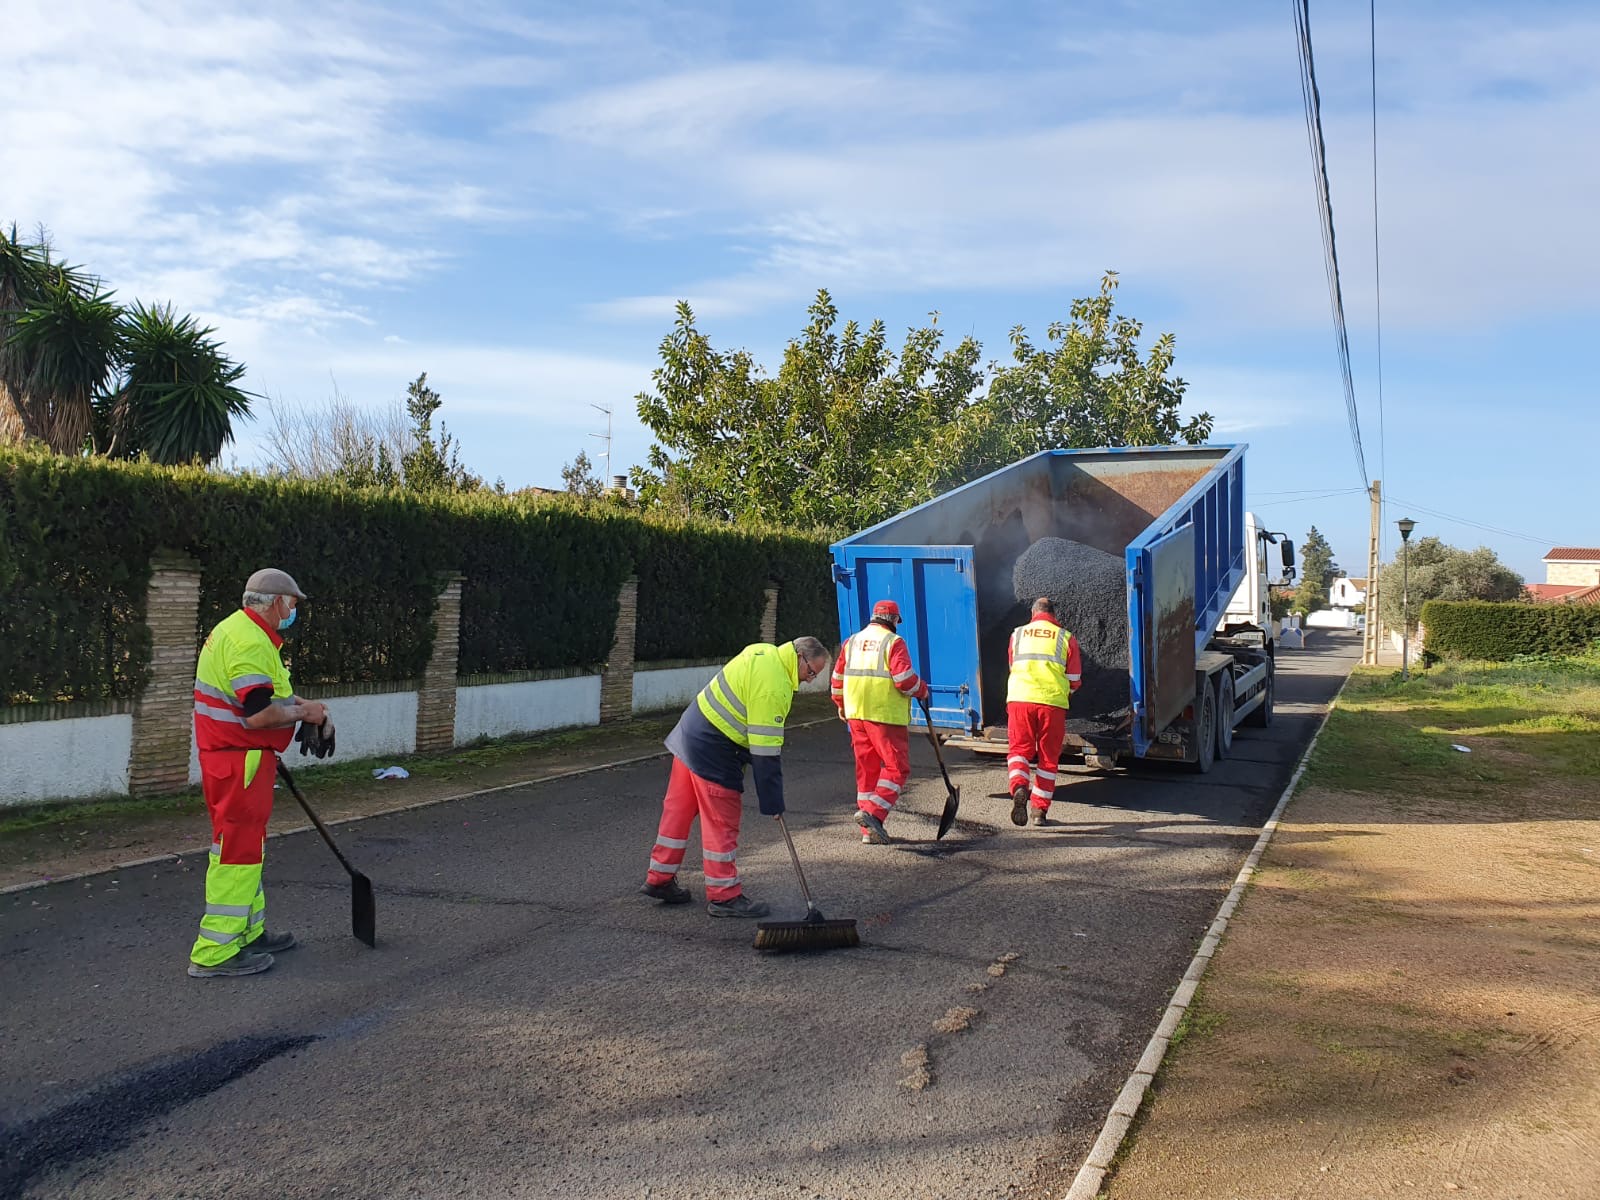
[372,766,410,780]
[1451,744,1472,753]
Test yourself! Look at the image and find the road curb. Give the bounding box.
[0,717,838,898]
[1060,672,1354,1200]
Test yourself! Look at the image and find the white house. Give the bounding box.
[1540,548,1600,588]
[1329,576,1367,609]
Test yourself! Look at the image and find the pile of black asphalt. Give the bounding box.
[1012,537,1130,728]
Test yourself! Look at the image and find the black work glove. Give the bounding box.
[757,790,784,817]
[295,718,337,759]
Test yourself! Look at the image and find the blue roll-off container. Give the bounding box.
[829,444,1264,764]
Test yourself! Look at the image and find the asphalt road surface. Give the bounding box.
[0,633,1361,1200]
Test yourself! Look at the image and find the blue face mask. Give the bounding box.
[278,605,298,631]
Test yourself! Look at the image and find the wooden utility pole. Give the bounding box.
[1362,480,1382,665]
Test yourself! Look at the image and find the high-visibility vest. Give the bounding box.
[194,609,296,754]
[1007,619,1076,709]
[841,626,913,725]
[694,641,798,757]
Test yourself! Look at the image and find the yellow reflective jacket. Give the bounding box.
[1006,618,1081,709]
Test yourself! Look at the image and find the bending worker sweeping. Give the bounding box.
[830,599,930,845]
[188,568,336,978]
[640,635,834,918]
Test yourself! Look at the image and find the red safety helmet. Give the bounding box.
[871,599,902,624]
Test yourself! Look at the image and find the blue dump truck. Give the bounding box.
[829,444,1295,773]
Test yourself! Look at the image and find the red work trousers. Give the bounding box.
[645,758,746,902]
[1006,702,1067,813]
[849,719,911,823]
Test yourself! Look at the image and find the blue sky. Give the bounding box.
[5,0,1597,580]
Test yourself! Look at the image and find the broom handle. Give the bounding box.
[774,813,818,913]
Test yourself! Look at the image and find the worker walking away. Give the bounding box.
[641,636,834,918]
[830,599,930,845]
[1006,597,1082,828]
[189,568,336,978]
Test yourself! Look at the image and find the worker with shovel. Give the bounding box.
[830,599,930,845]
[1006,597,1082,827]
[640,636,834,918]
[187,568,335,979]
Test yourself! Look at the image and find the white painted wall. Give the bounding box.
[186,689,420,783]
[0,714,132,807]
[632,664,719,714]
[454,675,601,743]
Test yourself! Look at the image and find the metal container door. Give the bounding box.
[1131,524,1196,755]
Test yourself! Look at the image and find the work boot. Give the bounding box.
[187,950,274,979]
[250,929,297,953]
[707,894,770,919]
[1010,785,1030,827]
[640,878,693,905]
[1029,807,1048,827]
[856,808,892,845]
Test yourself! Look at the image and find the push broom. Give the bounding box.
[753,814,859,953]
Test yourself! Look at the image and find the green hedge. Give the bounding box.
[0,448,833,704]
[1421,599,1600,661]
[633,522,838,661]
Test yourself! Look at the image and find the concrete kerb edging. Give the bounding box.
[1060,678,1354,1200]
[0,717,839,897]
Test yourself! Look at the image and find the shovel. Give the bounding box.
[921,700,962,839]
[276,761,376,947]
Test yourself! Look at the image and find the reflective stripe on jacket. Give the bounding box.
[838,626,915,725]
[1006,618,1082,709]
[194,609,296,753]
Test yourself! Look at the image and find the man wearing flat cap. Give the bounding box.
[187,568,334,978]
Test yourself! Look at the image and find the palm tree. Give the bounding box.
[102,302,254,464]
[1,225,123,453]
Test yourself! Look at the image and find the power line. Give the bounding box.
[1251,487,1367,508]
[1293,0,1368,488]
[1255,486,1367,497]
[1385,495,1560,547]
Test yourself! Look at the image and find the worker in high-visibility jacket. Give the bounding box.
[1006,597,1082,828]
[189,568,334,979]
[641,636,834,918]
[830,599,930,845]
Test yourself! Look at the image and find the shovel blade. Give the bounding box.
[935,785,962,840]
[351,871,377,947]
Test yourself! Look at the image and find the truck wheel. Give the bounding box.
[1215,672,1235,759]
[1190,685,1216,774]
[1244,658,1275,728]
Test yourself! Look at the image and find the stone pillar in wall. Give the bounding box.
[415,575,463,753]
[599,576,638,724]
[128,552,202,797]
[760,582,780,644]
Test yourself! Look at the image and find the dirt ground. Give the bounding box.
[1102,775,1600,1200]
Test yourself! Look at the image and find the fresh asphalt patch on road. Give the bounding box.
[0,634,1361,1200]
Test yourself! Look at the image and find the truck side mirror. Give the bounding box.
[1281,541,1295,569]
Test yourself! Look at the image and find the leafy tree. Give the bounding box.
[634,272,1210,530]
[561,449,607,499]
[400,372,481,494]
[1293,526,1335,613]
[980,271,1212,458]
[1377,537,1524,635]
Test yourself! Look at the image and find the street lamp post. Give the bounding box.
[1396,517,1417,679]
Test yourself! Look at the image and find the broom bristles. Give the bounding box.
[753,919,860,953]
